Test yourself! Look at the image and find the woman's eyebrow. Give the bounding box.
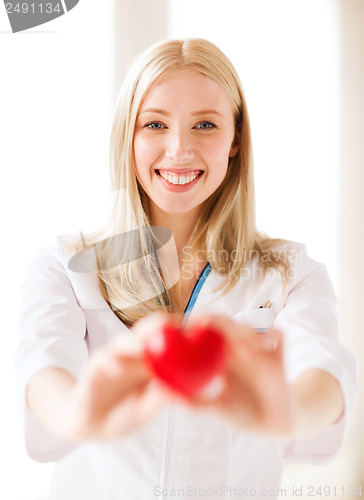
[190,109,223,117]
[139,108,223,117]
[140,108,170,116]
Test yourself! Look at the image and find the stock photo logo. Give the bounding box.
[67,227,180,309]
[4,0,79,33]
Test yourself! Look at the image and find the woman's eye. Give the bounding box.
[144,122,165,130]
[195,121,216,130]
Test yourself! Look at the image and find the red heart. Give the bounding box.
[144,321,226,396]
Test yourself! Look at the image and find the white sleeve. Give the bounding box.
[15,241,88,462]
[275,253,357,465]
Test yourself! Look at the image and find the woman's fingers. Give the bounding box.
[183,326,286,427]
[187,314,284,372]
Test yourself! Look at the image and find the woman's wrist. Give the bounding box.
[287,369,345,437]
[27,367,78,440]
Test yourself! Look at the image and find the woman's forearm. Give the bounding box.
[24,344,169,442]
[289,368,345,437]
[26,367,77,439]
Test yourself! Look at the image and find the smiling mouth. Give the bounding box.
[155,169,204,185]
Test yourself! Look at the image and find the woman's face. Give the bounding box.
[133,70,239,218]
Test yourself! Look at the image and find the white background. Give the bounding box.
[0,1,355,499]
[0,1,114,498]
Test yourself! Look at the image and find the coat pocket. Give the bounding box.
[233,307,274,332]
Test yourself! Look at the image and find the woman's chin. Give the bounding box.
[161,204,202,217]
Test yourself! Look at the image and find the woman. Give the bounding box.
[16,39,356,500]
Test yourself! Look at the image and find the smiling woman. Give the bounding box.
[89,38,292,325]
[15,38,356,500]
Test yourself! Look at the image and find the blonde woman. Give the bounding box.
[16,39,356,500]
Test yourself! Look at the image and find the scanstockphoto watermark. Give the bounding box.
[68,231,301,283]
[3,0,79,33]
[180,261,298,282]
[67,228,302,286]
[180,245,301,281]
[181,245,304,266]
[154,484,364,498]
[153,485,287,497]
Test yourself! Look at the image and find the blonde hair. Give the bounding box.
[74,38,289,326]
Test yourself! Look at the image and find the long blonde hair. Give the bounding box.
[73,38,288,326]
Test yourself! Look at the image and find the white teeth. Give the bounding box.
[158,171,200,185]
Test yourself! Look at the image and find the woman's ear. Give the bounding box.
[229,130,241,158]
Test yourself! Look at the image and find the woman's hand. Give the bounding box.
[64,312,175,441]
[28,313,174,442]
[180,314,295,435]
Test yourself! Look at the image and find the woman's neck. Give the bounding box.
[149,203,200,259]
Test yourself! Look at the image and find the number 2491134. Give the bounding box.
[5,3,62,15]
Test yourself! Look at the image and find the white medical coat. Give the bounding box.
[15,234,357,500]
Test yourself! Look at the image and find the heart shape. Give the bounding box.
[144,321,226,396]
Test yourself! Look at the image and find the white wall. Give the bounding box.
[0,2,114,498]
[339,0,364,486]
[113,0,169,101]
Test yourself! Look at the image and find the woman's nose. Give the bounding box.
[165,131,194,163]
